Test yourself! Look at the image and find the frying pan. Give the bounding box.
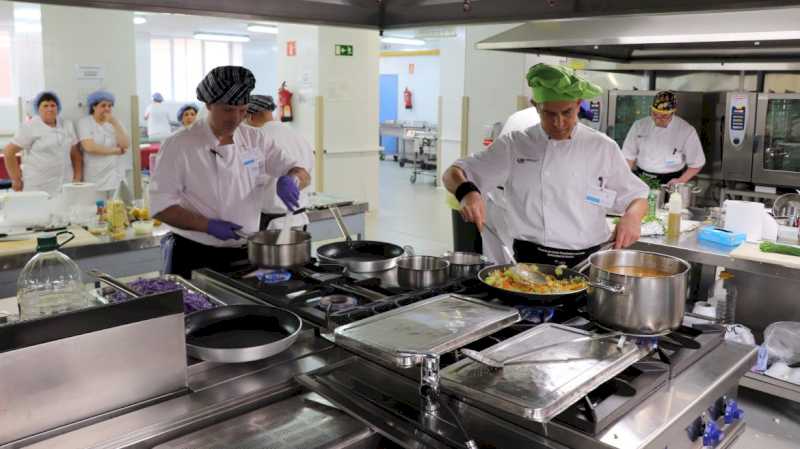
[477,263,591,306]
[185,305,302,363]
[316,206,405,272]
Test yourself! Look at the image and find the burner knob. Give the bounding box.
[724,399,744,424]
[685,416,704,441]
[702,421,724,447]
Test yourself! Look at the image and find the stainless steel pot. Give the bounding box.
[664,183,702,208]
[396,255,450,289]
[585,250,690,335]
[442,251,489,279]
[238,229,311,268]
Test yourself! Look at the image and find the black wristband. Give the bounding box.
[455,181,480,202]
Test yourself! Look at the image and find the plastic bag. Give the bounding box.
[725,324,756,346]
[764,321,800,364]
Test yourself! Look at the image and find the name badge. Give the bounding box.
[666,149,682,166]
[585,187,617,208]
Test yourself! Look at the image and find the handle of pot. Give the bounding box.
[404,245,415,256]
[233,229,252,240]
[55,230,75,249]
[587,279,626,295]
[692,185,703,194]
[87,269,140,297]
[329,206,353,244]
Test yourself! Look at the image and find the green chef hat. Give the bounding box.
[526,63,603,103]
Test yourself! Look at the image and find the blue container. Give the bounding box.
[698,226,746,247]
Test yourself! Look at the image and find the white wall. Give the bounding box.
[244,37,279,99]
[276,23,319,147]
[379,54,440,124]
[437,26,466,181]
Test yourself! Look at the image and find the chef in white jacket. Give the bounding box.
[622,91,706,186]
[443,63,648,267]
[145,92,172,141]
[150,66,311,278]
[77,90,130,199]
[242,94,315,229]
[3,91,82,195]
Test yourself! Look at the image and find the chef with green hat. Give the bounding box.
[443,63,648,267]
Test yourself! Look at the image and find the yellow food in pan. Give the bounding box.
[484,264,587,294]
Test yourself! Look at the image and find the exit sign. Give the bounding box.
[335,44,354,56]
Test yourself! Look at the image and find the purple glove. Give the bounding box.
[207,219,242,240]
[276,175,300,211]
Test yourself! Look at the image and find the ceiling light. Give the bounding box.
[194,32,251,43]
[381,36,426,46]
[133,17,147,25]
[247,24,278,34]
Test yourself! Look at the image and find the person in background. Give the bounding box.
[145,92,172,141]
[177,104,199,129]
[3,91,82,195]
[242,94,315,229]
[622,91,706,186]
[150,67,311,278]
[78,90,129,199]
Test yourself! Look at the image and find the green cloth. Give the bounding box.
[526,63,603,103]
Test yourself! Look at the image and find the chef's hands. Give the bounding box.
[277,175,301,211]
[11,178,22,191]
[207,219,243,240]
[460,191,486,232]
[614,213,643,249]
[666,178,682,186]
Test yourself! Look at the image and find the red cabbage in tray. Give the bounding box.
[108,278,217,313]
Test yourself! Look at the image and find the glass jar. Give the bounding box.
[17,231,87,320]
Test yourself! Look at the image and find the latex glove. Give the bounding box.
[277,175,300,211]
[207,219,242,240]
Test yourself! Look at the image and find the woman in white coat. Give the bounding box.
[3,91,82,195]
[77,90,130,199]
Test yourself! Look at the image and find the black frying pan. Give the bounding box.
[476,263,590,306]
[185,305,302,363]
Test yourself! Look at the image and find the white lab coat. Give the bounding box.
[241,121,315,214]
[77,116,125,193]
[622,116,705,174]
[455,123,648,250]
[11,116,77,196]
[145,103,172,141]
[149,118,307,248]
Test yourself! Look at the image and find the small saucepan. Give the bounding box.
[396,250,450,290]
[236,229,311,268]
[442,251,489,279]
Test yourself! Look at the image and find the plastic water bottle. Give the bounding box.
[710,271,737,324]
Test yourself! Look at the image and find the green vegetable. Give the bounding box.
[611,215,661,225]
[638,174,662,190]
[760,242,800,257]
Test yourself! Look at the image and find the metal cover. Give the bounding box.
[440,323,647,423]
[333,293,520,368]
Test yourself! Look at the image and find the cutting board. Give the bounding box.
[730,242,800,269]
[0,228,101,257]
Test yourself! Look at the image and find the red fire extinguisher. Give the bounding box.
[278,81,294,122]
[403,87,413,110]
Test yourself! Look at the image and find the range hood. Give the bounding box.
[477,8,800,70]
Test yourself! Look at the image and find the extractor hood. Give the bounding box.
[477,8,800,69]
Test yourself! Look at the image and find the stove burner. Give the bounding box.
[318,294,358,311]
[514,306,555,324]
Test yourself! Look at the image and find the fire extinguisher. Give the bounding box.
[278,81,294,122]
[403,87,413,110]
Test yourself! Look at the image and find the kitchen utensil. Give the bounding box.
[396,253,450,289]
[664,182,702,208]
[185,304,302,363]
[317,206,405,272]
[773,193,800,220]
[275,210,293,245]
[236,229,311,268]
[442,251,489,279]
[88,269,139,297]
[585,249,690,335]
[483,223,547,285]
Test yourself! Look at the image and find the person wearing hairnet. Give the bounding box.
[622,91,706,186]
[144,92,172,141]
[443,63,648,267]
[77,90,130,199]
[150,67,311,278]
[243,94,315,229]
[177,104,199,129]
[3,91,82,195]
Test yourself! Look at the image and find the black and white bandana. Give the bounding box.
[247,95,277,114]
[196,66,256,105]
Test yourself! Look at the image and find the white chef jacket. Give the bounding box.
[455,123,648,250]
[78,116,126,193]
[500,106,540,136]
[622,115,706,174]
[145,102,172,141]
[11,116,77,196]
[149,118,307,248]
[241,121,315,214]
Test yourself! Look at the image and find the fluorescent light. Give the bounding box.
[133,17,147,25]
[247,24,278,34]
[194,32,251,43]
[381,36,425,46]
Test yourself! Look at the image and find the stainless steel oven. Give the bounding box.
[753,93,800,187]
[721,92,758,182]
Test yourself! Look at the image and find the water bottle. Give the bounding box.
[17,231,87,320]
[710,271,737,324]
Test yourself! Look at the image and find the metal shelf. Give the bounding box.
[740,371,800,404]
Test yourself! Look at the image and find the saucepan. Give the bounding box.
[396,248,450,290]
[442,251,489,279]
[235,229,311,268]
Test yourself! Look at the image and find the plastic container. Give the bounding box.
[133,220,154,235]
[698,226,746,247]
[709,270,737,324]
[17,231,87,320]
[666,193,682,239]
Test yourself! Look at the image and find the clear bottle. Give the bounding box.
[710,270,737,324]
[17,231,87,320]
[666,192,683,239]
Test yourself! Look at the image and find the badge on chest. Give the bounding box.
[585,176,617,208]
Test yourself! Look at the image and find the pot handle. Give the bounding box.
[587,279,626,295]
[404,245,415,256]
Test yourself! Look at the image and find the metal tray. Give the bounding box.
[90,274,227,309]
[440,323,648,423]
[333,293,520,368]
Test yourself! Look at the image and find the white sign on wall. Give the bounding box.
[75,64,105,80]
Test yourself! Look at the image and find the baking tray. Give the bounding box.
[91,274,227,309]
[333,293,520,368]
[440,323,648,423]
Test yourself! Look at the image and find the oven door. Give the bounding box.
[753,93,800,186]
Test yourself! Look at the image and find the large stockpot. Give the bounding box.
[238,229,312,268]
[396,255,450,289]
[585,250,690,335]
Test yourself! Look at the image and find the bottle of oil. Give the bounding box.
[666,192,682,239]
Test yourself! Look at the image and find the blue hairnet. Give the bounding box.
[33,91,61,114]
[87,90,115,114]
[152,92,164,102]
[177,103,199,122]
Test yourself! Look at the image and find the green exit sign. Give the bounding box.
[335,44,354,56]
